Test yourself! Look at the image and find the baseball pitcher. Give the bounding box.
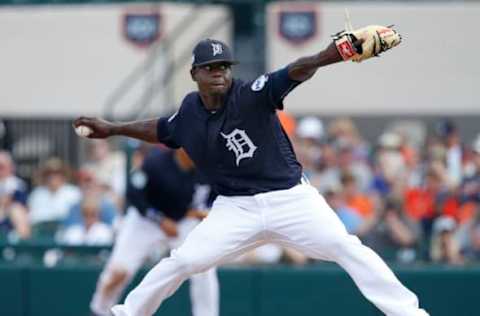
[75,22,428,316]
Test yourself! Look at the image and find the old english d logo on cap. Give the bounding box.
[192,39,237,67]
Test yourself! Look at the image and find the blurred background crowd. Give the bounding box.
[0,137,124,247]
[1,114,479,267]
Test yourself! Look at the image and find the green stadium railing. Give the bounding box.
[1,260,480,316]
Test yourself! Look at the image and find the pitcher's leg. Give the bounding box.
[171,218,219,316]
[268,184,428,316]
[189,268,219,316]
[90,209,165,316]
[112,198,265,316]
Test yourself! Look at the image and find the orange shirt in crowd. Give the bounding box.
[443,198,476,224]
[277,111,296,138]
[405,189,475,223]
[346,194,374,218]
[404,188,435,220]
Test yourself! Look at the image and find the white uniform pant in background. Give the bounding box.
[112,184,428,316]
[90,208,219,316]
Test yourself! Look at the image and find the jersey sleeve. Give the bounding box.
[247,66,301,112]
[268,66,302,110]
[156,112,181,148]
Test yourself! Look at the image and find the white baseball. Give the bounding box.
[75,125,93,137]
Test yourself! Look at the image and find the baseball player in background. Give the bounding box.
[75,23,429,316]
[89,146,218,316]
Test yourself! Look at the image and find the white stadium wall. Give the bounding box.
[267,2,480,115]
[0,3,232,118]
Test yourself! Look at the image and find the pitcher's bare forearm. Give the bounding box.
[288,42,343,82]
[111,119,159,143]
[73,117,159,143]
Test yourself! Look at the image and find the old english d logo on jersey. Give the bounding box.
[221,129,257,166]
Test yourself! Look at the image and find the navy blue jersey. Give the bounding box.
[156,66,303,196]
[127,148,211,221]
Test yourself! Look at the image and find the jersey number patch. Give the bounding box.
[221,129,257,166]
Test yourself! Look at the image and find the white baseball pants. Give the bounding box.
[111,184,428,316]
[90,208,219,316]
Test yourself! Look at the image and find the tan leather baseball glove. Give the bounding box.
[333,24,402,62]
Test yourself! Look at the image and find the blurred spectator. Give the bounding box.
[309,117,372,193]
[404,164,450,227]
[363,199,420,263]
[311,141,340,194]
[430,216,463,265]
[0,151,30,239]
[436,120,463,187]
[464,225,480,261]
[294,116,323,176]
[62,167,119,228]
[456,207,480,262]
[327,117,369,161]
[403,142,424,189]
[371,132,407,198]
[458,136,480,214]
[324,187,363,235]
[336,141,372,193]
[28,158,81,225]
[341,171,376,219]
[58,196,113,246]
[82,140,126,208]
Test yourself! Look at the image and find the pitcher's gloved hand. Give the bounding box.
[333,25,402,62]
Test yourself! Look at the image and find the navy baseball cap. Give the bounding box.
[191,39,238,67]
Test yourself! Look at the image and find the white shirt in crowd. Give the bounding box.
[28,184,81,224]
[60,222,113,246]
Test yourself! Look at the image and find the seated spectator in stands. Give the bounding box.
[436,120,463,187]
[371,132,407,198]
[311,140,341,194]
[58,197,113,246]
[336,140,372,193]
[456,205,480,262]
[82,140,126,209]
[324,187,363,235]
[456,135,480,223]
[462,225,480,262]
[28,158,81,225]
[294,116,323,178]
[341,171,376,219]
[430,216,463,265]
[327,117,369,161]
[404,163,451,237]
[363,199,420,263]
[62,167,118,228]
[0,151,30,239]
[403,143,424,190]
